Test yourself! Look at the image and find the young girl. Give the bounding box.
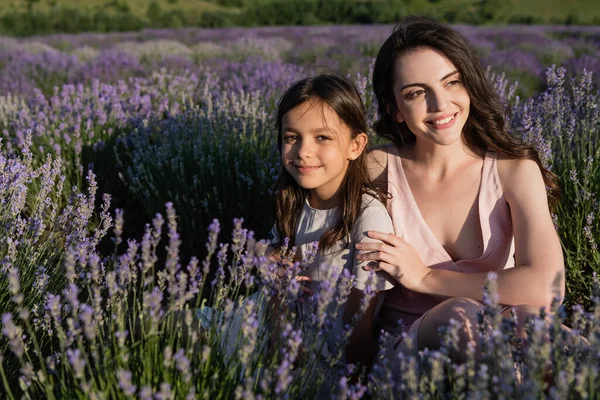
[268,73,395,370]
[358,16,565,359]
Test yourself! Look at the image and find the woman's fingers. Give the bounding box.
[364,231,403,246]
[355,242,393,255]
[356,248,398,265]
[376,261,396,275]
[362,261,382,272]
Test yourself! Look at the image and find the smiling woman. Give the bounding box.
[362,15,566,362]
[392,49,471,147]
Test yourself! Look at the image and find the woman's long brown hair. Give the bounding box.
[274,74,386,252]
[372,16,560,208]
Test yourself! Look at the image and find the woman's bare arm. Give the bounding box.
[358,158,564,311]
[418,158,564,309]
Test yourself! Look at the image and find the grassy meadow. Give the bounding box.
[1,0,600,37]
[3,0,600,23]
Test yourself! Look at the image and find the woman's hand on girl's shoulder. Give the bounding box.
[366,145,389,185]
[355,231,430,291]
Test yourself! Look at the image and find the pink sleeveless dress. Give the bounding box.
[375,143,516,335]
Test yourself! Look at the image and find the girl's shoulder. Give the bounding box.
[355,193,392,226]
[348,192,394,243]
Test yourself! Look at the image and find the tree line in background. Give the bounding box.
[0,0,598,37]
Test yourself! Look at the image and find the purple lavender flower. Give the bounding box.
[2,313,24,358]
[66,348,86,380]
[117,369,136,396]
[155,382,174,400]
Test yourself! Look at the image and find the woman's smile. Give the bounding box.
[393,48,470,147]
[426,112,458,129]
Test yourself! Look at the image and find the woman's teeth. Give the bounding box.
[433,115,455,125]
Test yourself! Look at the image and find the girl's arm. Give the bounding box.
[343,288,382,372]
[344,196,395,372]
[358,158,565,311]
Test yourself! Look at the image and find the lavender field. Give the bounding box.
[0,24,599,398]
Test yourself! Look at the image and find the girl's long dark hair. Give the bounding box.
[274,73,386,252]
[372,16,559,208]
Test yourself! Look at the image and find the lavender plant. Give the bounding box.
[116,86,279,259]
[370,273,599,399]
[0,201,364,399]
[506,66,600,311]
[0,132,111,317]
[2,201,598,398]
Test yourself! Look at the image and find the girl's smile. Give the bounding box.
[293,164,322,174]
[281,99,365,209]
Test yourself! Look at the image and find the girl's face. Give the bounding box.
[392,47,470,147]
[281,99,366,209]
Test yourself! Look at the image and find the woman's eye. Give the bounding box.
[316,135,331,141]
[447,79,461,87]
[406,89,425,99]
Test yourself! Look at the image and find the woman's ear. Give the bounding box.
[386,103,404,124]
[395,109,404,123]
[348,133,368,160]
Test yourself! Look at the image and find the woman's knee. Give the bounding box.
[502,304,541,325]
[436,297,484,322]
[415,297,484,361]
[501,304,546,340]
[419,297,483,341]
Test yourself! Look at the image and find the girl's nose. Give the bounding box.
[297,140,313,159]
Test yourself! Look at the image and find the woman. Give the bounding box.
[357,16,564,359]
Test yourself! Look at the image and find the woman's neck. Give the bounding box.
[409,138,482,180]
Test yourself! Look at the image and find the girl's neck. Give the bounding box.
[308,189,341,210]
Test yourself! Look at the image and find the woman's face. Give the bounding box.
[392,47,470,147]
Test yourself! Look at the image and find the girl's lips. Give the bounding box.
[294,165,321,174]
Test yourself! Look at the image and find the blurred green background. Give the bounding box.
[2,0,599,36]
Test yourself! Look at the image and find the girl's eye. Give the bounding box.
[283,135,297,143]
[316,135,332,141]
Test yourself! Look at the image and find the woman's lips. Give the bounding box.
[427,112,458,129]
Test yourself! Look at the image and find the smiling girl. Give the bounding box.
[361,16,565,359]
[270,73,396,373]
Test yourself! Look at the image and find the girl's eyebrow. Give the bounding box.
[282,126,332,134]
[399,70,459,91]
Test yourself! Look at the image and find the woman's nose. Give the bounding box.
[427,89,450,112]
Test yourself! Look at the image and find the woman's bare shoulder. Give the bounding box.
[496,154,544,199]
[366,144,389,183]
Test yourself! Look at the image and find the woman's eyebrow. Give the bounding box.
[399,70,459,91]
